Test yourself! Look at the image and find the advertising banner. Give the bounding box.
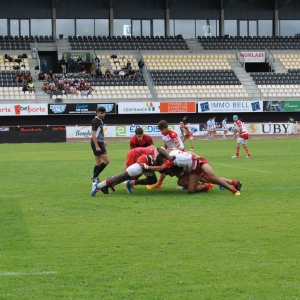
[66,124,201,138]
[118,102,196,114]
[263,101,300,112]
[0,104,48,116]
[239,52,265,62]
[198,101,263,113]
[48,103,116,115]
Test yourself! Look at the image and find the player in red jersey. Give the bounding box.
[129,127,154,149]
[147,120,184,189]
[91,146,160,196]
[141,148,242,195]
[231,115,252,158]
[179,122,194,150]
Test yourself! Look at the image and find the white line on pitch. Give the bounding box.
[0,271,56,276]
[221,164,273,174]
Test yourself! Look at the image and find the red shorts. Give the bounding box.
[190,158,209,175]
[184,132,193,139]
[240,133,249,140]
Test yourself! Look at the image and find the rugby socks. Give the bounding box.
[231,180,238,186]
[129,179,137,186]
[231,188,238,194]
[244,146,251,157]
[93,165,98,175]
[157,179,163,186]
[235,145,240,157]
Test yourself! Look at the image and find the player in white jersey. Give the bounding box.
[206,118,213,139]
[141,148,241,195]
[147,120,184,189]
[179,122,194,150]
[231,115,251,158]
[222,117,228,139]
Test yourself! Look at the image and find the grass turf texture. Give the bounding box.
[0,138,299,299]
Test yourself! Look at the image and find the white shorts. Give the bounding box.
[237,137,248,144]
[126,163,155,177]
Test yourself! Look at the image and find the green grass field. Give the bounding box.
[0,138,299,299]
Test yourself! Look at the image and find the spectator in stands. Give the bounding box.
[77,56,83,72]
[49,80,57,91]
[119,68,125,79]
[63,82,70,92]
[124,69,130,78]
[79,64,86,73]
[105,69,112,80]
[95,68,102,78]
[15,71,23,83]
[90,69,96,78]
[68,56,75,73]
[129,68,135,78]
[22,83,29,93]
[134,71,142,81]
[138,59,144,73]
[38,70,45,81]
[60,57,67,74]
[126,60,132,69]
[28,81,35,93]
[22,72,31,83]
[46,69,55,80]
[41,58,47,74]
[42,80,49,93]
[70,86,78,95]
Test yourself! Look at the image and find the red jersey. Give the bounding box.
[129,133,154,149]
[125,147,155,167]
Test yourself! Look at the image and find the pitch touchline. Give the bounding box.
[221,164,273,174]
[0,195,26,198]
[0,271,56,276]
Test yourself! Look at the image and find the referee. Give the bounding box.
[91,106,110,184]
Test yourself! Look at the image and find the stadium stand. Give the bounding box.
[143,54,248,99]
[68,35,189,51]
[198,35,300,51]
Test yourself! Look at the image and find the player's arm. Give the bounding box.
[140,163,168,172]
[91,130,101,151]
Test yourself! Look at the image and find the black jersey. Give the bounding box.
[91,116,104,142]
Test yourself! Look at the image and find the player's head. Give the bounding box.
[224,117,227,120]
[158,120,169,135]
[135,127,144,141]
[155,154,167,166]
[97,106,106,119]
[233,115,238,121]
[179,121,184,127]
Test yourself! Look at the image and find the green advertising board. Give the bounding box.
[283,101,300,111]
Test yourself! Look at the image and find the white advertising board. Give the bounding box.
[198,101,263,113]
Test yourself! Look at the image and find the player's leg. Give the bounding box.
[91,141,102,181]
[178,173,212,193]
[201,164,240,195]
[93,153,110,179]
[147,172,166,189]
[242,139,251,158]
[232,139,242,158]
[91,170,130,196]
[189,136,194,150]
[131,174,157,186]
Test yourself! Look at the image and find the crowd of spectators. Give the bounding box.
[41,73,94,97]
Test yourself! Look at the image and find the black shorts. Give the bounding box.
[91,141,107,156]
